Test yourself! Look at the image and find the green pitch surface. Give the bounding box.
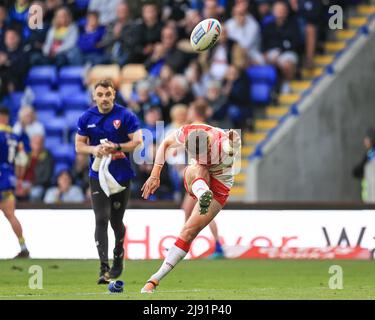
[0,259,374,300]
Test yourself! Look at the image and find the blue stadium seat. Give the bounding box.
[49,143,75,165]
[247,65,277,86]
[33,92,61,111]
[29,84,52,96]
[62,92,91,111]
[65,110,84,129]
[44,136,62,150]
[251,83,272,105]
[44,117,67,138]
[36,110,56,126]
[26,66,57,87]
[58,84,84,98]
[59,66,85,86]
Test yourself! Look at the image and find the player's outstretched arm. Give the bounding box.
[141,132,179,199]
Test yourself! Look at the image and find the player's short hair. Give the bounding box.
[185,129,210,157]
[94,79,115,90]
[190,98,209,120]
[0,106,10,116]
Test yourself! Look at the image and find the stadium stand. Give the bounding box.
[0,0,372,203]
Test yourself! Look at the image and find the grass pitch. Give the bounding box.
[0,259,374,300]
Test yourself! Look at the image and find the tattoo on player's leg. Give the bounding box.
[328,265,343,290]
[28,265,43,289]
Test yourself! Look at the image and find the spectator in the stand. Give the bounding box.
[35,7,78,67]
[262,1,300,93]
[162,0,190,22]
[71,11,106,65]
[225,0,264,65]
[154,64,175,108]
[128,80,161,122]
[133,2,164,63]
[0,29,29,98]
[177,9,202,39]
[88,0,121,26]
[353,128,375,202]
[44,170,84,203]
[165,104,188,136]
[289,0,322,69]
[16,135,54,201]
[205,80,231,128]
[13,105,45,139]
[203,0,225,20]
[142,105,163,142]
[8,0,30,39]
[199,25,247,81]
[222,64,252,130]
[160,74,194,123]
[254,0,274,26]
[100,1,137,65]
[185,61,206,98]
[43,0,63,26]
[25,1,49,61]
[71,153,90,198]
[145,23,190,75]
[0,5,9,45]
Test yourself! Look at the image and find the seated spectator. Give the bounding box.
[165,104,188,136]
[70,11,107,66]
[43,0,64,26]
[162,0,190,22]
[185,61,206,98]
[88,0,121,26]
[132,2,164,63]
[254,0,275,26]
[262,1,300,93]
[145,24,191,75]
[142,105,163,142]
[0,28,29,98]
[44,170,85,203]
[154,64,175,107]
[25,1,49,60]
[127,80,161,122]
[160,74,194,123]
[289,0,322,69]
[8,0,30,39]
[32,7,78,67]
[205,80,231,128]
[225,0,264,65]
[100,1,137,66]
[16,135,54,201]
[13,105,45,139]
[71,153,90,198]
[222,65,252,130]
[203,0,225,20]
[177,9,202,39]
[199,25,247,81]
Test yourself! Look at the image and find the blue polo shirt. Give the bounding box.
[77,104,140,183]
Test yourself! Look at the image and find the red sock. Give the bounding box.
[175,238,191,252]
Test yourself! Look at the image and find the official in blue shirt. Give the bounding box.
[75,80,143,284]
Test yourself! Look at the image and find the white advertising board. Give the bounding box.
[1,210,375,259]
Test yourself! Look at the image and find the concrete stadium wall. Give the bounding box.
[248,23,375,201]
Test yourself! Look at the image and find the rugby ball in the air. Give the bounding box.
[190,18,221,52]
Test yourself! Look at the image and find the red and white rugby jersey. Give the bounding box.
[175,123,238,188]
